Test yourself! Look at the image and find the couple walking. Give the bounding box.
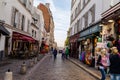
[97,47,120,80]
[62,47,69,60]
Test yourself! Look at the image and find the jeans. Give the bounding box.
[99,68,106,80]
[110,74,120,80]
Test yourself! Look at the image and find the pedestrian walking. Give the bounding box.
[97,49,110,80]
[109,47,120,80]
[53,48,57,60]
[65,47,69,59]
[62,48,65,60]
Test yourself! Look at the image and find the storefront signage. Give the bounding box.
[80,25,101,38]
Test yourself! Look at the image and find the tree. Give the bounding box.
[64,37,69,46]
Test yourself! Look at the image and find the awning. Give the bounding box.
[0,25,10,36]
[102,2,120,19]
[12,32,35,42]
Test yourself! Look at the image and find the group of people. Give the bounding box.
[97,47,120,80]
[50,47,69,60]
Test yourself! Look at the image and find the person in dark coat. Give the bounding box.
[109,47,120,80]
[53,48,57,60]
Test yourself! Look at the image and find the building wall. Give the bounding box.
[0,34,5,51]
[70,0,103,36]
[0,0,33,56]
[0,0,32,33]
[102,0,120,13]
[37,3,51,33]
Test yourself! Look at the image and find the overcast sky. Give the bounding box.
[34,0,71,47]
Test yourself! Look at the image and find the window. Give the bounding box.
[75,8,77,17]
[85,0,88,4]
[21,15,25,31]
[84,13,88,28]
[77,20,79,32]
[91,5,95,22]
[88,11,92,26]
[82,17,85,30]
[27,20,30,32]
[35,31,36,38]
[78,1,81,12]
[78,19,81,31]
[32,29,34,37]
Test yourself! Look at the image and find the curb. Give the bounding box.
[69,58,101,80]
[23,54,47,80]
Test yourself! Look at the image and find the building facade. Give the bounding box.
[37,3,55,53]
[70,0,120,67]
[0,0,46,59]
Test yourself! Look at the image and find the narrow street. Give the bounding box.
[25,54,97,80]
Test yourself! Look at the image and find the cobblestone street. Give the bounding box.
[24,54,97,80]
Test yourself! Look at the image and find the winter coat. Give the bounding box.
[53,49,57,55]
[65,48,69,55]
[109,54,120,74]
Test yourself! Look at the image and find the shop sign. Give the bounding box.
[80,25,101,38]
[96,42,107,48]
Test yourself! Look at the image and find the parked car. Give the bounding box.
[59,50,63,53]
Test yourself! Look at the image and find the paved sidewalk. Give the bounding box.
[69,58,110,80]
[0,54,45,80]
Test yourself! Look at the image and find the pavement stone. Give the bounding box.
[69,58,110,80]
[0,54,45,80]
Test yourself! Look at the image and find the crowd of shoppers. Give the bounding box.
[97,47,120,80]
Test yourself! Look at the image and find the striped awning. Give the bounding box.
[102,2,120,19]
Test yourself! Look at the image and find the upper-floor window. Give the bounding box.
[82,17,85,30]
[27,20,30,33]
[84,13,88,28]
[19,0,27,6]
[32,29,34,37]
[21,15,25,31]
[78,1,81,12]
[35,31,36,38]
[78,19,81,32]
[91,5,95,22]
[85,0,88,4]
[11,7,22,29]
[88,11,92,26]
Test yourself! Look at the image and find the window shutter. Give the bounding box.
[11,7,15,26]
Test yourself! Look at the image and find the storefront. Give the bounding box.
[69,34,79,59]
[78,23,102,66]
[11,31,38,59]
[0,20,10,60]
[101,2,120,52]
[40,38,49,54]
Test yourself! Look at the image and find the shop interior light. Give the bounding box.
[99,24,103,26]
[108,20,114,22]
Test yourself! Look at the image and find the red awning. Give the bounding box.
[12,32,35,42]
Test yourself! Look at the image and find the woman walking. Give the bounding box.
[97,49,109,80]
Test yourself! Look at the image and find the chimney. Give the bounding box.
[45,3,50,8]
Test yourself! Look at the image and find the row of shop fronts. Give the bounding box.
[0,21,42,59]
[69,3,120,67]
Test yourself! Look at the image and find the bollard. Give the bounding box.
[20,62,27,74]
[35,57,37,64]
[29,59,34,67]
[4,69,13,80]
